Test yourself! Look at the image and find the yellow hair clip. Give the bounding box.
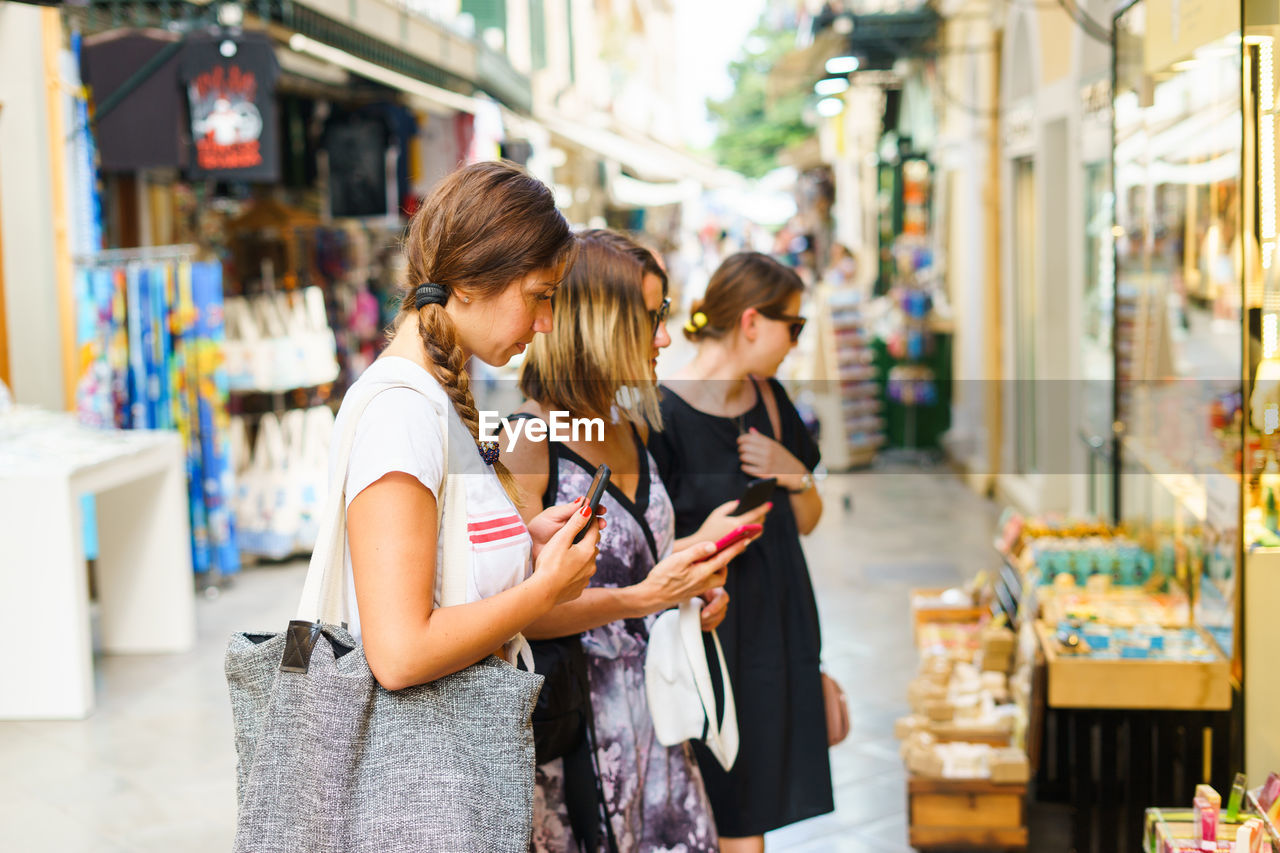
[683,311,709,334]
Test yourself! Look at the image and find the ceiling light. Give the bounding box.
[814,77,851,96]
[816,97,845,118]
[825,56,860,75]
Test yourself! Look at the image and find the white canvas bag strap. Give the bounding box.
[295,378,452,625]
[437,424,469,609]
[678,599,739,769]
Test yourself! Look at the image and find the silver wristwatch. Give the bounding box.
[788,472,815,494]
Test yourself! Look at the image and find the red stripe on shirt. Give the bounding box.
[470,526,528,545]
[467,514,523,532]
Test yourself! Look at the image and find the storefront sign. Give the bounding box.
[1003,104,1034,152]
[1144,0,1238,75]
[1081,79,1112,122]
[180,32,280,182]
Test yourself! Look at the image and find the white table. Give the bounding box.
[0,408,196,718]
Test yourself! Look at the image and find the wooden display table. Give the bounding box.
[0,409,196,718]
[907,775,1028,849]
[1034,620,1231,711]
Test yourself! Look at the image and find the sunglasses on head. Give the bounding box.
[759,309,806,343]
[648,297,671,337]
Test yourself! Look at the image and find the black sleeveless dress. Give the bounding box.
[647,378,834,837]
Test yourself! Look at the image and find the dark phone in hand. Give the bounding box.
[729,477,777,516]
[573,464,611,544]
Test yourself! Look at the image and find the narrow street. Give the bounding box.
[0,465,999,852]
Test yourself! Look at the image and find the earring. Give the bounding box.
[462,296,471,303]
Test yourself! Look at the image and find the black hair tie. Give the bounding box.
[414,282,449,310]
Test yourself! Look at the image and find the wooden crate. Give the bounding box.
[907,776,1028,849]
[911,587,986,648]
[1034,621,1231,711]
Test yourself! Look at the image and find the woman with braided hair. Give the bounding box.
[331,161,602,696]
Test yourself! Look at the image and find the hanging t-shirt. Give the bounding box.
[81,29,186,172]
[322,107,392,218]
[179,31,280,182]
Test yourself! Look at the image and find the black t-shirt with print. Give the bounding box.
[179,31,280,182]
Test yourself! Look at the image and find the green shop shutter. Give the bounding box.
[462,0,507,37]
[529,0,547,70]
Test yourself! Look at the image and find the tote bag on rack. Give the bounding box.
[224,378,543,853]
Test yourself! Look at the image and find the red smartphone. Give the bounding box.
[708,523,762,557]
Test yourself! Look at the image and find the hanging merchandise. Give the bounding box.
[74,250,239,578]
[322,107,392,218]
[179,31,280,182]
[413,110,464,201]
[222,288,340,392]
[231,405,334,559]
[80,29,187,172]
[887,365,939,407]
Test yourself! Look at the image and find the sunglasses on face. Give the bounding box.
[759,310,807,343]
[648,297,671,338]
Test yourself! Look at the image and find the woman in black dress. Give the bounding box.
[648,252,832,851]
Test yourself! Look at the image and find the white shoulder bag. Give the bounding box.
[644,598,739,771]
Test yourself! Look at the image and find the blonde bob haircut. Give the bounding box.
[519,229,662,429]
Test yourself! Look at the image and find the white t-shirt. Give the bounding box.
[331,356,532,640]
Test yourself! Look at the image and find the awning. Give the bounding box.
[287,34,484,115]
[607,168,702,209]
[536,111,743,190]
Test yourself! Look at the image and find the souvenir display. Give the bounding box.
[73,252,238,577]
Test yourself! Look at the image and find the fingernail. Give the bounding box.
[579,505,592,517]
[765,502,773,510]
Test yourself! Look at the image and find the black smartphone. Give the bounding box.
[730,477,777,516]
[573,463,611,544]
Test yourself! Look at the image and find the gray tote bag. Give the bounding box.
[225,378,544,852]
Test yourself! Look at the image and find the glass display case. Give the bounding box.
[1112,0,1280,780]
[1113,0,1242,665]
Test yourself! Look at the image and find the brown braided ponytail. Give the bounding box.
[398,161,575,498]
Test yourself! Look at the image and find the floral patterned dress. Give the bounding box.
[528,423,719,853]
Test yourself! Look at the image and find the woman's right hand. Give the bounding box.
[638,532,759,612]
[689,498,772,548]
[531,499,603,607]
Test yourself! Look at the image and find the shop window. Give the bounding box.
[1113,0,1242,658]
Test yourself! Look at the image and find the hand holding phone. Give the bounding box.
[730,477,777,516]
[706,523,763,557]
[573,464,611,544]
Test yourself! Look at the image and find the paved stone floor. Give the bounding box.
[0,462,1001,851]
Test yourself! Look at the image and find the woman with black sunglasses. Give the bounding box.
[648,252,831,852]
